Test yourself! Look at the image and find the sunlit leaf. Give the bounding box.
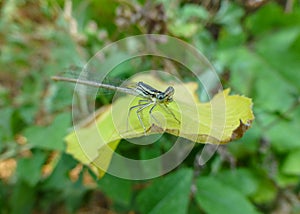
[282,149,300,175]
[65,74,254,177]
[168,22,198,38]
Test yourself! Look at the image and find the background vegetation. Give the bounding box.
[0,0,300,213]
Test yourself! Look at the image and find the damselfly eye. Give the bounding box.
[157,94,164,100]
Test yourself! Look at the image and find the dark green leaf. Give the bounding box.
[0,107,14,143]
[10,181,35,214]
[195,176,260,214]
[136,168,193,214]
[97,174,132,207]
[42,154,77,190]
[227,124,261,158]
[245,3,300,35]
[17,150,47,186]
[215,168,259,196]
[250,173,277,204]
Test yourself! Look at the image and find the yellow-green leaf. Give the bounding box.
[65,75,254,178]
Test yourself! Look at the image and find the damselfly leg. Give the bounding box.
[127,99,180,135]
[136,102,155,134]
[163,104,181,124]
[127,100,153,134]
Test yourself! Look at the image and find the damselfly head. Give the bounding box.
[163,86,175,103]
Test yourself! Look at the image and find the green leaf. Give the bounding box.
[250,173,277,204]
[167,3,209,38]
[217,47,257,95]
[64,177,89,213]
[213,1,244,26]
[281,149,300,175]
[255,27,300,92]
[0,107,14,143]
[0,84,10,106]
[195,177,260,214]
[218,46,296,112]
[46,83,74,112]
[139,141,164,175]
[23,113,70,151]
[10,181,35,214]
[215,2,245,48]
[218,27,247,48]
[17,150,47,186]
[97,174,132,206]
[215,168,259,196]
[266,107,300,152]
[42,154,77,190]
[136,168,193,214]
[65,75,254,178]
[168,22,199,38]
[227,124,261,158]
[181,4,210,21]
[275,171,299,188]
[245,3,300,35]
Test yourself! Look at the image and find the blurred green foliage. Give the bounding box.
[0,0,300,213]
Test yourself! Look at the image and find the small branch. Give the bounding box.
[0,144,33,161]
[285,0,294,13]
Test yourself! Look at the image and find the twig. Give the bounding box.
[285,0,294,13]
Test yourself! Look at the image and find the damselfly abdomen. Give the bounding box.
[52,75,180,134]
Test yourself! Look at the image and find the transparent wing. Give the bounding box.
[52,65,136,95]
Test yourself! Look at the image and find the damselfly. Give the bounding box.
[51,75,180,134]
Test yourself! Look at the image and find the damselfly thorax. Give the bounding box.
[51,75,180,134]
